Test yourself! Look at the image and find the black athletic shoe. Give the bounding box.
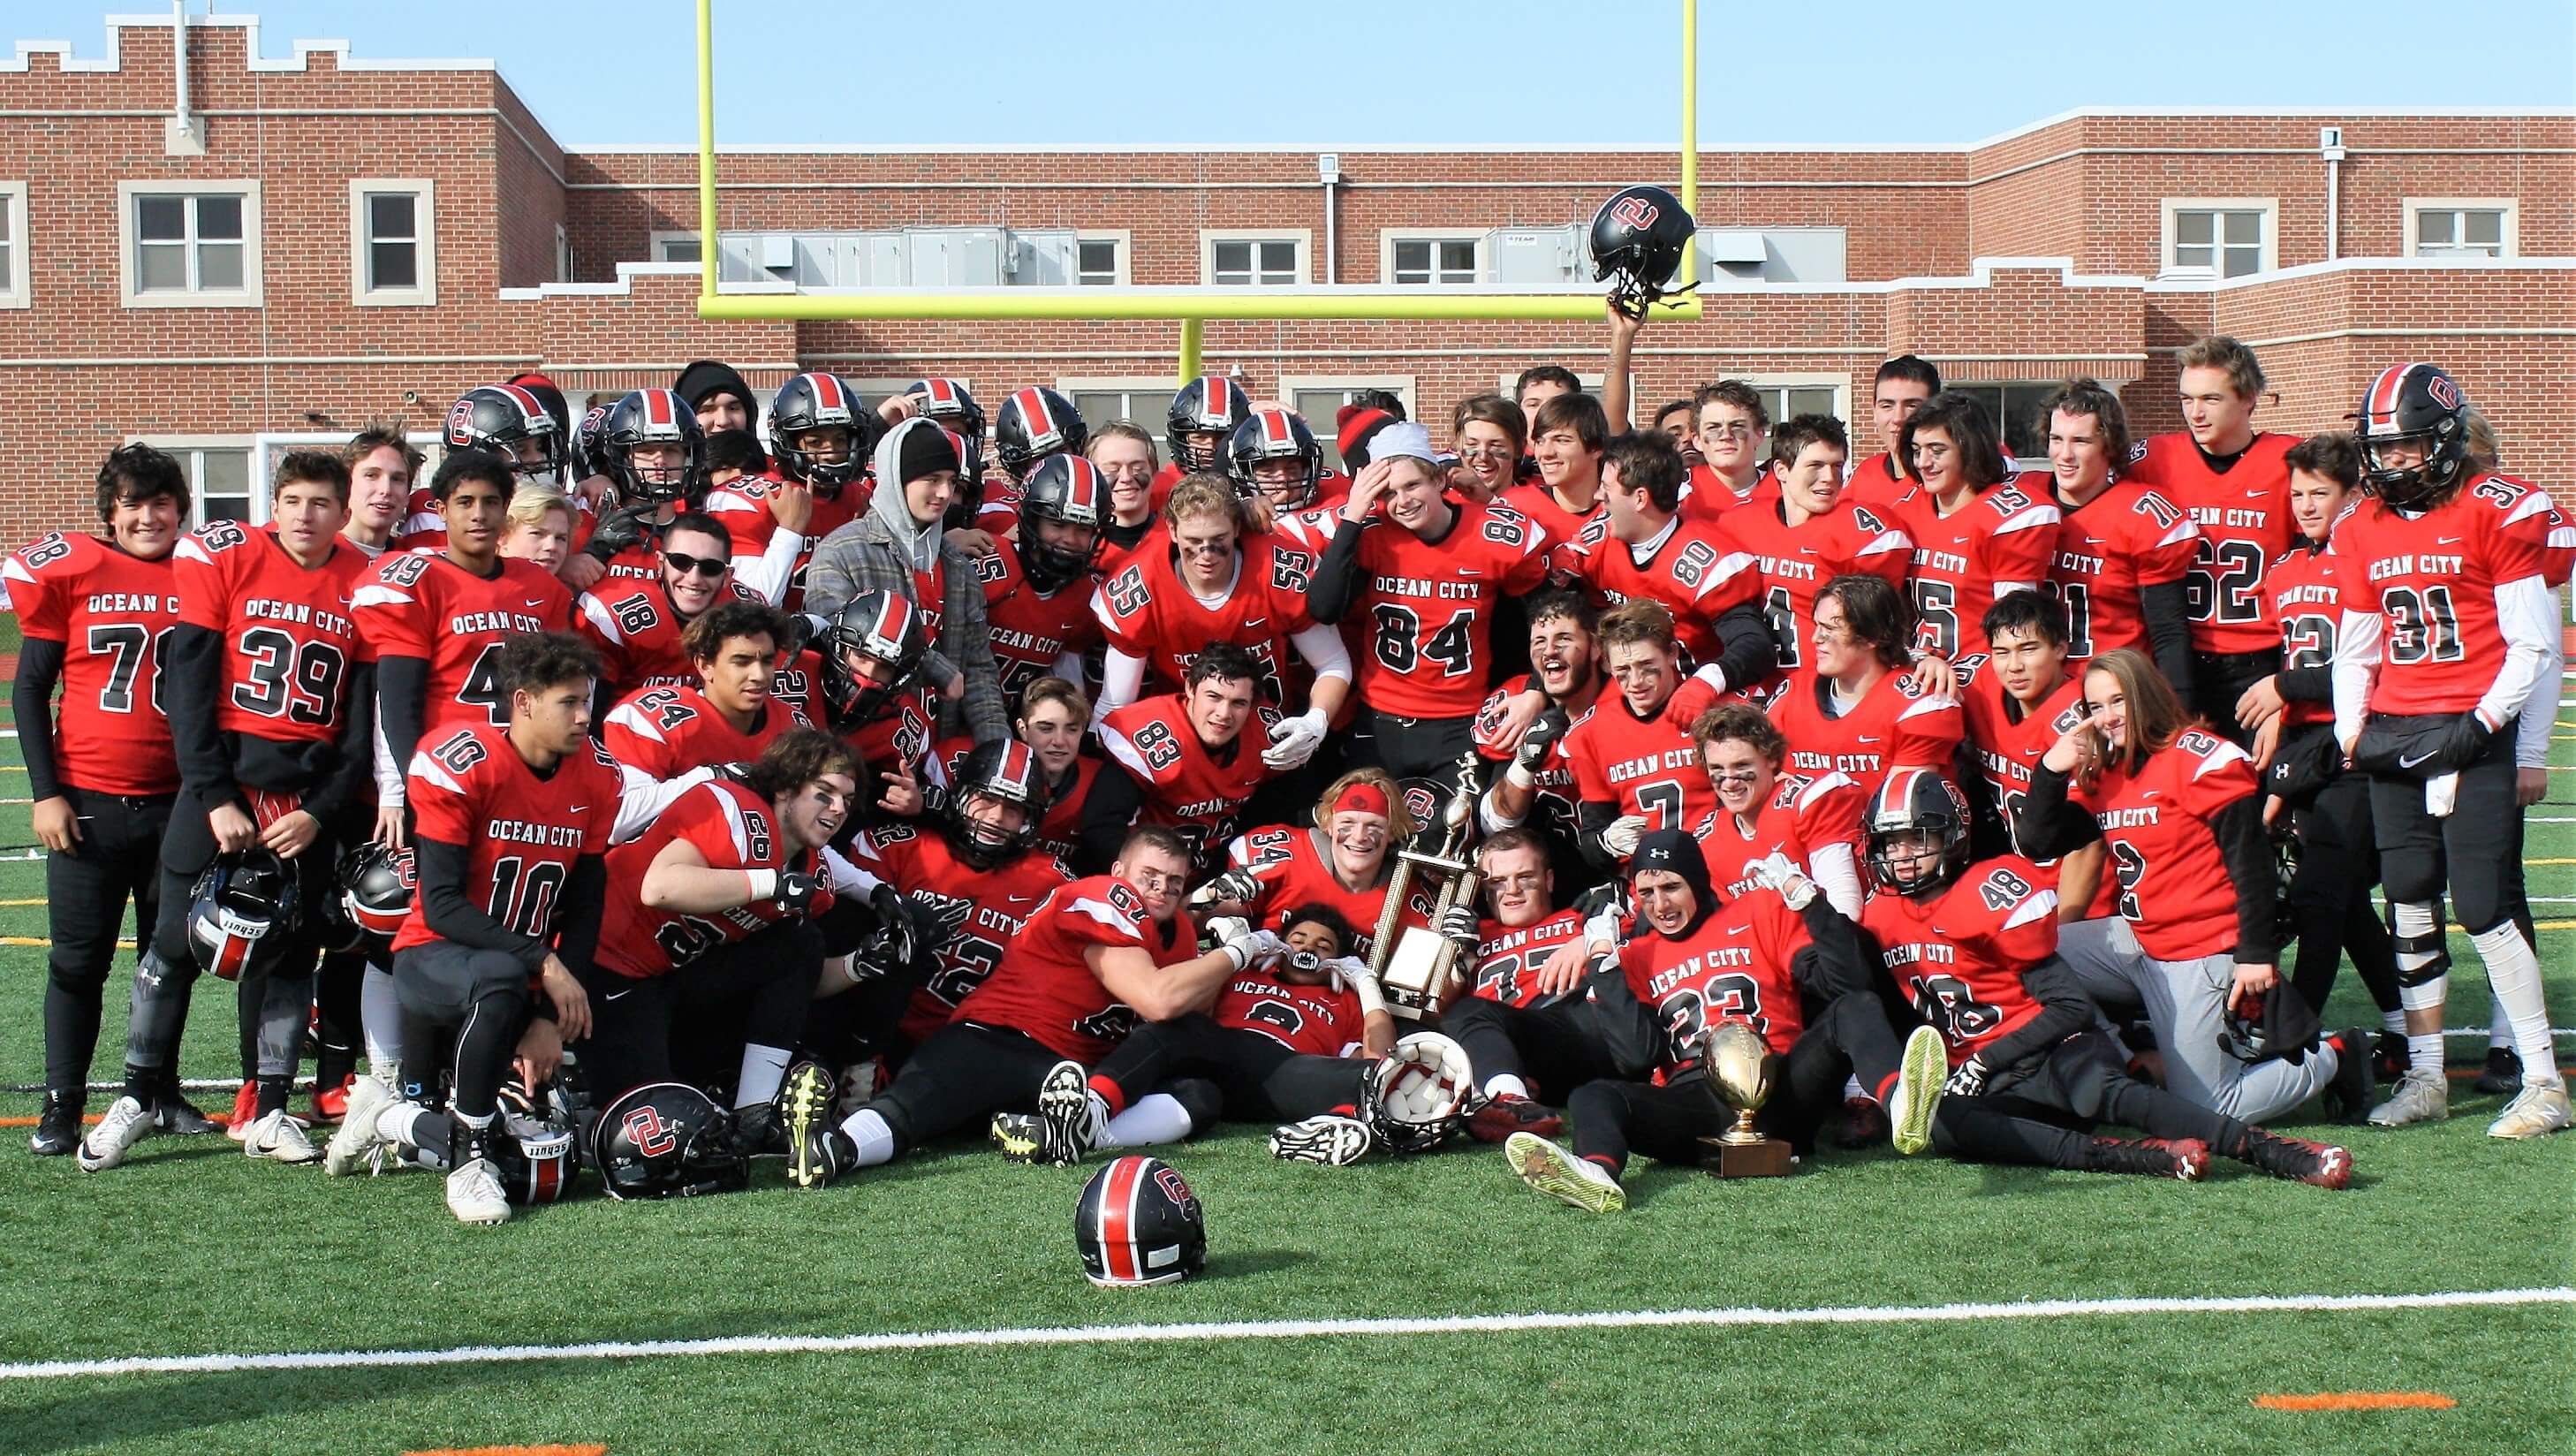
[29,1091,80,1156]
[2240,1129,2352,1189]
[2324,1028,2375,1122]
[2084,1135,2207,1181]
[152,1088,217,1136]
[1834,1096,1890,1149]
[2370,1031,2410,1084]
[2474,1046,2524,1096]
[1465,1094,1564,1145]
[733,1103,788,1159]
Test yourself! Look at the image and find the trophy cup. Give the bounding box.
[1370,755,1481,1020]
[1698,1022,1792,1178]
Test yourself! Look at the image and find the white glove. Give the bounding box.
[1221,924,1286,970]
[1599,814,1648,860]
[1746,850,1818,912]
[1323,955,1374,994]
[1437,905,1481,945]
[1261,708,1330,770]
[1205,915,1253,947]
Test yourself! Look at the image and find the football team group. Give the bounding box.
[13,194,2568,1282]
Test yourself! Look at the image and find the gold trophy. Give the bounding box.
[1370,755,1481,1020]
[1698,1022,1792,1178]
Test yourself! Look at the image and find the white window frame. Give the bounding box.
[1380,228,1487,286]
[1060,375,1185,438]
[2158,197,2276,280]
[2404,197,2518,259]
[1278,376,1418,468]
[650,230,703,265]
[555,224,572,283]
[1726,374,1851,430]
[133,435,261,527]
[348,178,436,307]
[1200,229,1310,286]
[0,182,27,308]
[117,180,263,307]
[1074,229,1132,286]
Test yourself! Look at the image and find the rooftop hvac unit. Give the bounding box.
[1486,224,1586,287]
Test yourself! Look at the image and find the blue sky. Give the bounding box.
[19,2,2575,147]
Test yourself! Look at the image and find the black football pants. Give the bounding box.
[2285,770,2399,1018]
[1087,1013,1367,1125]
[579,921,822,1106]
[1442,994,1620,1105]
[862,1020,1065,1157]
[1567,994,1906,1172]
[2361,711,2521,934]
[2187,647,2281,751]
[1346,708,1477,783]
[391,939,530,1123]
[1929,1031,2249,1169]
[39,786,172,1097]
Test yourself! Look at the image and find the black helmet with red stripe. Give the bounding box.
[445,384,565,483]
[1862,768,1974,897]
[494,1071,580,1205]
[186,848,298,982]
[1168,375,1254,472]
[994,386,1089,480]
[1015,455,1109,591]
[1589,185,1697,321]
[2352,362,2471,511]
[601,387,708,504]
[1227,407,1325,511]
[568,399,614,483]
[1075,1154,1207,1287]
[769,372,872,499]
[822,589,928,724]
[905,377,987,442]
[944,739,1051,868]
[337,840,417,943]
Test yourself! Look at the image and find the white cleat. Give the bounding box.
[1269,1114,1374,1166]
[1505,1131,1625,1212]
[324,1073,404,1177]
[2367,1066,2448,1127]
[445,1156,512,1225]
[75,1096,155,1172]
[1034,1060,1102,1168]
[240,1109,322,1164]
[2487,1077,2572,1140]
[1890,1024,1948,1156]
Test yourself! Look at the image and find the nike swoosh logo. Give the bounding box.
[2435,537,2462,546]
[524,598,549,607]
[602,988,636,1002]
[1855,735,1882,744]
[2398,750,2439,769]
[568,804,590,812]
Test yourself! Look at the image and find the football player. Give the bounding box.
[2333,363,2565,1137]
[1957,592,2107,919]
[573,512,743,702]
[1715,414,1913,690]
[2030,378,2199,688]
[417,384,562,552]
[1847,355,1939,514]
[1231,406,1340,521]
[1441,829,1610,1141]
[1451,394,1529,503]
[1680,381,1771,520]
[1558,600,1730,869]
[499,485,576,580]
[974,453,1106,713]
[990,386,1092,497]
[1087,423,1165,578]
[1557,429,1771,676]
[675,358,757,438]
[2015,648,2360,1124]
[1309,424,1552,777]
[991,675,1095,862]
[340,421,418,561]
[1894,392,2059,662]
[1201,770,1427,971]
[1505,393,1609,546]
[80,451,375,1172]
[600,599,810,785]
[814,590,937,818]
[1763,574,1966,808]
[568,388,723,589]
[1688,701,1865,914]
[11,446,194,1154]
[705,373,872,607]
[1859,769,2350,1187]
[1162,375,1254,492]
[1083,644,1279,874]
[1475,591,1605,862]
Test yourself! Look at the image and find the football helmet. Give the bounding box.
[336,840,416,943]
[2353,362,2471,510]
[1167,375,1253,472]
[599,388,708,504]
[994,386,1089,479]
[944,739,1050,869]
[1862,768,1974,897]
[1228,408,1324,511]
[1360,1031,1474,1156]
[494,1073,580,1205]
[186,847,298,982]
[1014,454,1109,591]
[1074,1154,1207,1287]
[445,384,565,482]
[568,400,613,482]
[906,377,987,442]
[822,590,928,724]
[768,372,872,498]
[593,1081,747,1200]
[1589,185,1697,320]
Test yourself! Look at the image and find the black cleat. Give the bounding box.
[2474,1046,2523,1096]
[153,1089,217,1136]
[29,1091,80,1156]
[2240,1128,2352,1189]
[2370,1031,2410,1084]
[2083,1135,2208,1181]
[734,1103,788,1158]
[2324,1028,2375,1122]
[781,1062,847,1188]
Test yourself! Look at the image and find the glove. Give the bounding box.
[1598,814,1648,861]
[868,883,920,968]
[1746,851,1817,912]
[1943,1057,1989,1098]
[1572,881,1630,923]
[1222,925,1285,969]
[1322,955,1373,993]
[782,612,831,659]
[1204,915,1252,947]
[2435,710,2493,771]
[1437,904,1481,946]
[1515,705,1572,772]
[1199,868,1264,907]
[583,501,656,562]
[1261,708,1330,771]
[772,870,822,917]
[710,761,755,785]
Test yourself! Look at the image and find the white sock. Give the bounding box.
[378,1101,427,1148]
[1482,1073,1531,1102]
[835,1108,897,1166]
[1100,1093,1194,1148]
[2489,997,2513,1051]
[454,1108,495,1131]
[735,1044,792,1110]
[2470,921,2561,1083]
[2381,1007,2407,1036]
[360,966,405,1084]
[1843,1073,1867,1102]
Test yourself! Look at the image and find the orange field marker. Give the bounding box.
[404,1445,609,1456]
[2253,1392,2456,1411]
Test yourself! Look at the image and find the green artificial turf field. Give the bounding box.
[0,613,2565,1455]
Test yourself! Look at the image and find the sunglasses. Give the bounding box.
[663,550,728,579]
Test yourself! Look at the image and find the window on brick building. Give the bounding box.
[1076,232,1128,286]
[119,183,261,306]
[655,232,704,265]
[2407,200,2515,259]
[1282,379,1418,469]
[1951,383,2060,469]
[135,440,255,527]
[2161,200,2272,278]
[1385,233,1482,285]
[1736,380,1845,428]
[1064,379,1178,440]
[1203,232,1307,286]
[350,180,436,306]
[0,183,24,308]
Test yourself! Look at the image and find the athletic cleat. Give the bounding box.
[310,1073,355,1126]
[222,1081,259,1143]
[1465,1093,1564,1144]
[2486,1077,2571,1140]
[240,1109,322,1164]
[77,1096,154,1172]
[832,1058,887,1124]
[154,1089,217,1137]
[1505,1131,1625,1212]
[324,1073,402,1177]
[1890,1025,1948,1156]
[2369,1031,2409,1084]
[2368,1066,2448,1127]
[2084,1135,2207,1180]
[1835,1096,1890,1150]
[990,1111,1044,1164]
[781,1061,844,1188]
[444,1156,511,1225]
[2474,1046,2524,1096]
[2242,1130,2352,1189]
[1269,1114,1374,1166]
[2134,1138,2211,1182]
[733,1103,787,1159]
[2322,1028,2374,1122]
[1034,1059,1100,1168]
[29,1091,80,1156]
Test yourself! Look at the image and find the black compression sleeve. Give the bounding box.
[1787,899,1874,1002]
[1585,956,1666,1079]
[549,853,609,978]
[413,834,545,968]
[1709,601,1779,694]
[2140,580,2196,703]
[1304,519,1366,626]
[2277,663,2333,704]
[2212,792,2280,965]
[162,622,239,811]
[1076,762,1148,876]
[304,661,375,826]
[13,637,66,802]
[2012,764,2101,861]
[1981,955,2096,1071]
[375,656,428,783]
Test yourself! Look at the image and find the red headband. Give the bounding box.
[1330,782,1390,820]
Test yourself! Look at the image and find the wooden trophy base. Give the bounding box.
[1700,1134,1793,1179]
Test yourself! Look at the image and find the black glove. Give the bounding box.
[868,883,919,968]
[710,761,755,785]
[583,502,657,563]
[1943,1056,1989,1098]
[2436,711,2494,771]
[773,870,822,917]
[1437,904,1480,945]
[1202,868,1263,906]
[1572,881,1629,922]
[782,612,832,660]
[1515,705,1571,772]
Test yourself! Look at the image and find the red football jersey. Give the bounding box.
[2072,728,2259,960]
[951,874,1200,1063]
[1617,891,1809,1068]
[1499,482,1601,550]
[2461,471,2575,588]
[1562,674,1724,837]
[1897,482,2061,660]
[602,683,810,781]
[1345,501,1550,718]
[1717,497,1913,682]
[1764,667,1966,805]
[574,577,767,695]
[2264,542,2341,729]
[172,522,370,746]
[1222,824,1432,961]
[1093,532,1319,706]
[353,551,573,733]
[1959,664,2088,833]
[2127,432,2298,655]
[1096,694,1278,867]
[4,532,183,795]
[1558,514,1762,666]
[391,722,622,955]
[2331,482,2549,717]
[1468,907,1591,1010]
[1214,969,1365,1058]
[853,819,1074,1047]
[1844,452,1923,516]
[1472,674,1585,843]
[971,539,1102,704]
[595,778,830,979]
[1860,857,2057,1064]
[1675,465,1776,525]
[2034,477,2201,662]
[836,686,937,785]
[1695,770,1864,904]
